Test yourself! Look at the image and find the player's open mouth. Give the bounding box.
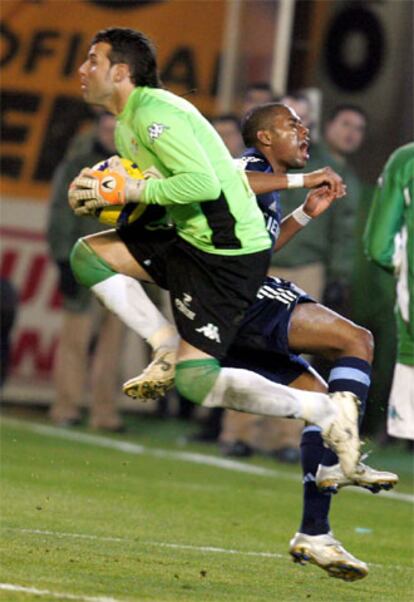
[299,141,309,159]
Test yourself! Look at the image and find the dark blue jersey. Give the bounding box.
[240,148,282,246]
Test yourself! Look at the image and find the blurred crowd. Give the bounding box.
[1,83,411,457]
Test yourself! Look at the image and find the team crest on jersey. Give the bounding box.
[148,122,170,143]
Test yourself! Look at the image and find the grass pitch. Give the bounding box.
[1,414,413,601]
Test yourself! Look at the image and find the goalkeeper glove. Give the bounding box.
[68,165,146,216]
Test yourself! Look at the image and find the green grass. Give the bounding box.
[1,415,413,601]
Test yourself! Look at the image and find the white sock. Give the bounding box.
[203,367,336,429]
[92,275,178,351]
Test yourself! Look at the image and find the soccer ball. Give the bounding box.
[92,157,147,227]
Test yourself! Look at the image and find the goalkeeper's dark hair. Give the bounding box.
[241,102,286,147]
[91,27,162,88]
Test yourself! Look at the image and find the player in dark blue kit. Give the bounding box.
[223,103,397,580]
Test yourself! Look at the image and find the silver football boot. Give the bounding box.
[289,532,368,581]
[316,460,399,494]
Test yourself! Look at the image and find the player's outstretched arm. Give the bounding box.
[274,186,337,251]
[246,171,291,194]
[246,166,345,196]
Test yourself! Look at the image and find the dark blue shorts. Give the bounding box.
[224,276,315,385]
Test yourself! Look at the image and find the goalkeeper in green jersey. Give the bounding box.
[364,143,414,440]
[68,27,361,475]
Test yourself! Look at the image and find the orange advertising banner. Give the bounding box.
[1,0,226,199]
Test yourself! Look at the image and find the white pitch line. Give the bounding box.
[5,527,284,560]
[0,583,122,602]
[2,417,413,503]
[4,527,414,572]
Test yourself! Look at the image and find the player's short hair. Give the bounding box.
[91,27,162,88]
[241,102,286,147]
[327,103,367,123]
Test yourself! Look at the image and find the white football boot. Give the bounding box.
[289,532,368,581]
[123,348,176,400]
[316,460,399,494]
[320,392,361,478]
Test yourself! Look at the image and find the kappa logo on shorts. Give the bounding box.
[148,122,170,143]
[175,293,196,320]
[195,323,221,343]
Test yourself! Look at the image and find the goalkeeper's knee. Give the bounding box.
[175,358,220,405]
[70,238,118,289]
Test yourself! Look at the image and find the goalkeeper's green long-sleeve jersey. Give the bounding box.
[115,86,271,256]
[364,142,414,365]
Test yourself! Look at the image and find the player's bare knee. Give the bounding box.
[342,323,374,363]
[357,326,374,362]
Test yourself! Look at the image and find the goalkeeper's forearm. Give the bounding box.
[128,172,221,205]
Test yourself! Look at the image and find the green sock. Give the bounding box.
[175,358,220,405]
[70,239,117,288]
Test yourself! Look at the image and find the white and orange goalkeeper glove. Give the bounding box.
[68,159,146,216]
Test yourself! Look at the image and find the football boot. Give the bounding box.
[289,531,368,581]
[316,460,399,494]
[123,348,176,400]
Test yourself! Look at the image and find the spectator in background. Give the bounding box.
[47,112,125,431]
[240,83,275,116]
[211,114,245,158]
[364,142,414,441]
